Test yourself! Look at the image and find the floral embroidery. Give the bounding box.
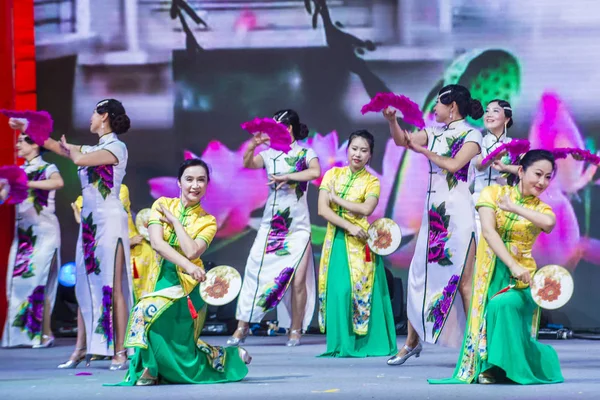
[373,227,393,250]
[266,207,292,256]
[257,267,294,311]
[537,277,561,302]
[27,165,49,214]
[442,131,472,190]
[196,339,226,372]
[426,274,460,341]
[13,226,37,278]
[428,202,453,266]
[87,165,114,199]
[204,276,229,299]
[285,149,308,200]
[81,213,101,275]
[12,285,45,340]
[94,285,113,347]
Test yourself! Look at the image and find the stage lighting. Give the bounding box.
[58,262,76,287]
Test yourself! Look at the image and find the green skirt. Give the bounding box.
[429,259,563,385]
[110,261,248,385]
[318,229,397,358]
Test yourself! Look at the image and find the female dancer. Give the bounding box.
[385,84,483,365]
[11,99,133,369]
[115,159,250,386]
[317,130,397,357]
[2,132,63,348]
[472,99,518,236]
[429,150,563,385]
[228,109,320,347]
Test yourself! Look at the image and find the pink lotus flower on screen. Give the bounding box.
[303,131,348,187]
[533,185,582,270]
[368,138,430,268]
[529,92,597,194]
[148,140,268,238]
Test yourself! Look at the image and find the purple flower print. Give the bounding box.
[13,226,37,278]
[81,213,101,275]
[443,132,471,190]
[266,208,292,256]
[285,149,309,200]
[12,285,45,339]
[95,286,113,347]
[87,164,114,199]
[27,165,50,214]
[427,275,460,340]
[428,202,453,266]
[257,267,294,311]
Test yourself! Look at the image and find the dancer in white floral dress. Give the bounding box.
[384,85,484,365]
[228,109,321,347]
[2,133,63,348]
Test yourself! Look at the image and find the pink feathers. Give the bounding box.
[240,118,292,153]
[1,109,54,146]
[481,139,531,166]
[0,165,28,204]
[361,92,425,129]
[552,148,600,165]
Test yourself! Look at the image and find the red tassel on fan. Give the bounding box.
[187,295,198,319]
[133,259,140,279]
[365,245,371,262]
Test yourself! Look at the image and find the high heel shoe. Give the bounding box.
[387,342,423,366]
[109,350,129,371]
[286,329,302,347]
[226,327,249,346]
[33,334,55,349]
[135,368,158,386]
[238,347,253,365]
[478,373,496,384]
[57,346,87,369]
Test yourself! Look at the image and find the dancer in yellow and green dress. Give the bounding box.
[113,158,250,386]
[317,130,397,358]
[429,150,563,385]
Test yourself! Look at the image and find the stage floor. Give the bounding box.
[1,336,599,399]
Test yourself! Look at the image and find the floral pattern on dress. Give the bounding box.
[257,267,294,311]
[426,274,460,342]
[285,149,308,200]
[87,165,114,199]
[13,226,37,278]
[81,213,101,275]
[26,165,50,214]
[12,285,45,340]
[428,202,453,266]
[266,207,292,256]
[94,285,113,347]
[196,339,227,372]
[442,131,472,190]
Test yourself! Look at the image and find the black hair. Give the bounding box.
[508,149,556,186]
[177,158,211,183]
[273,109,309,141]
[96,98,131,135]
[21,134,47,155]
[487,99,514,129]
[438,84,484,120]
[348,129,375,155]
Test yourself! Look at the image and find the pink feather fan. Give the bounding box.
[361,92,425,129]
[0,165,28,205]
[481,139,531,166]
[240,117,292,153]
[1,109,54,146]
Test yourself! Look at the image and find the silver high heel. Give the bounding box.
[226,327,249,346]
[33,334,55,349]
[286,329,302,347]
[387,342,423,366]
[57,346,87,369]
[238,347,252,365]
[109,350,129,371]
